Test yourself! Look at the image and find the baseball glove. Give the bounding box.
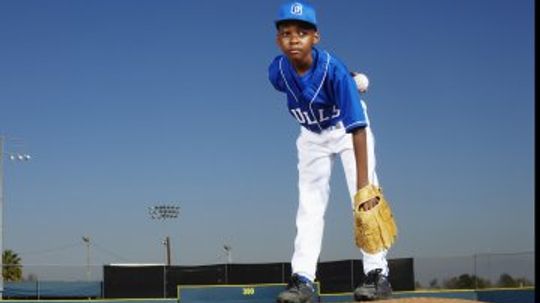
[353,184,398,254]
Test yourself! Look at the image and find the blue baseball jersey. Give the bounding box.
[268,47,367,133]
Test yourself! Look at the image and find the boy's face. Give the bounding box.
[276,21,320,64]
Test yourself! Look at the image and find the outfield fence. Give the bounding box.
[2,251,534,299]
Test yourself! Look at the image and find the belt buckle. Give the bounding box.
[324,122,342,132]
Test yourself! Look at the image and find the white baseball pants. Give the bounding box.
[291,115,389,282]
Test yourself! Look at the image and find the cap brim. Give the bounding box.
[275,19,317,30]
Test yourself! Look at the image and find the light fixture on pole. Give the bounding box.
[0,136,31,298]
[148,204,180,220]
[148,204,180,265]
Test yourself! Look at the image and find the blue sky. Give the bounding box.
[0,0,534,275]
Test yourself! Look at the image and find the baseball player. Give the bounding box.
[268,2,397,302]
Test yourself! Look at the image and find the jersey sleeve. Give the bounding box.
[331,64,368,133]
[268,56,286,93]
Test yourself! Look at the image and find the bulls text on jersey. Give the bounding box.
[290,104,340,125]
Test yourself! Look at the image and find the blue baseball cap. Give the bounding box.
[275,1,317,29]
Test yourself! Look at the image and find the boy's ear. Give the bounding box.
[313,31,320,44]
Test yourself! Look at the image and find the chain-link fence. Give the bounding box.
[413,251,534,290]
[3,264,103,299]
[13,264,103,282]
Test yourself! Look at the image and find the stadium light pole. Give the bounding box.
[0,136,31,298]
[223,245,232,264]
[148,204,180,265]
[82,236,91,281]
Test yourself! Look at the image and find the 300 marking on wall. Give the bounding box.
[242,287,255,296]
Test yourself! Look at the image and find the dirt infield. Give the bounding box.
[362,298,485,303]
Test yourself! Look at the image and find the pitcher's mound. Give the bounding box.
[374,298,485,303]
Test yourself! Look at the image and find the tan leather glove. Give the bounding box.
[353,184,398,254]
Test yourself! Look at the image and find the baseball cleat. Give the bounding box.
[353,268,392,301]
[276,274,315,303]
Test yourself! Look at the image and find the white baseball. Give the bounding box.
[353,73,369,92]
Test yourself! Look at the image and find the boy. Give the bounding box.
[268,2,397,303]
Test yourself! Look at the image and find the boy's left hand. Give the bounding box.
[359,197,379,211]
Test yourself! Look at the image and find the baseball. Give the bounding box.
[353,73,369,92]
